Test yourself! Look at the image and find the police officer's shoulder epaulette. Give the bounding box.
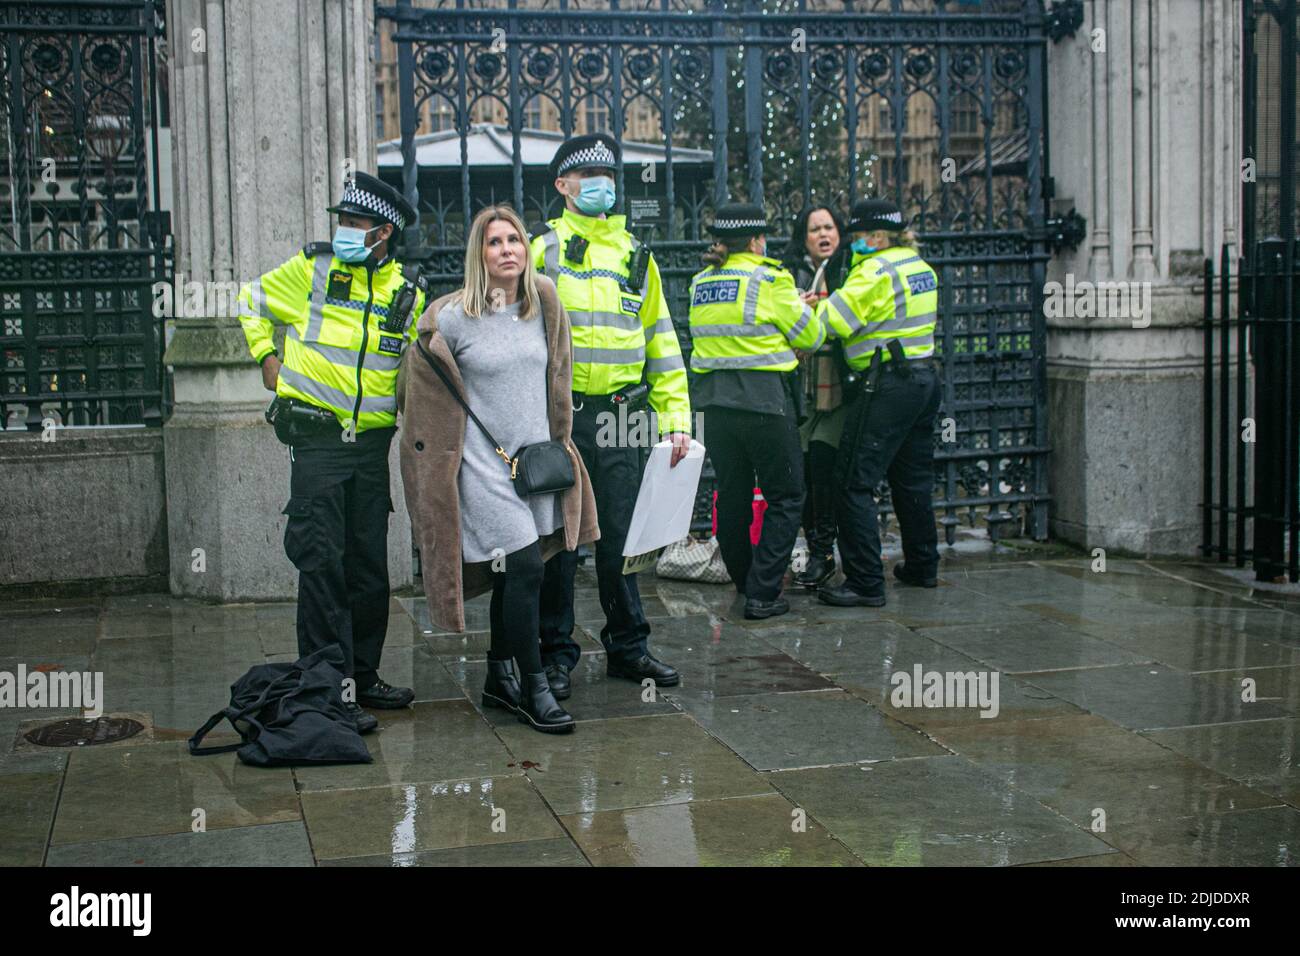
[530,222,554,239]
[302,241,334,258]
[396,260,429,290]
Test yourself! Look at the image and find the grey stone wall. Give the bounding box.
[1044,0,1242,557]
[0,429,167,588]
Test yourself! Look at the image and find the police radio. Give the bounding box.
[624,243,651,294]
[382,264,425,334]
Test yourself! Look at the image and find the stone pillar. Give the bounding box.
[1045,0,1242,556]
[162,0,414,600]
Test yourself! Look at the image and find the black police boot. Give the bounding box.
[795,551,836,589]
[482,659,522,713]
[818,584,886,608]
[744,596,791,620]
[357,678,415,709]
[517,673,575,734]
[606,654,681,687]
[544,662,572,701]
[893,563,938,588]
[344,702,378,735]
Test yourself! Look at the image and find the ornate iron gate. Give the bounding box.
[1202,0,1300,582]
[377,0,1063,539]
[0,0,169,430]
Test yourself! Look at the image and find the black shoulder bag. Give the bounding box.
[414,304,574,498]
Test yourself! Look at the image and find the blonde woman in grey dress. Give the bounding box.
[436,205,574,733]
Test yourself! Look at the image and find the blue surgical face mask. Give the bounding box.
[573,176,616,215]
[851,237,877,256]
[332,224,382,263]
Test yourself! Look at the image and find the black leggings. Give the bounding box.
[488,541,544,675]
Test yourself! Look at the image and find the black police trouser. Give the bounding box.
[283,425,394,691]
[803,440,839,558]
[705,399,806,602]
[835,363,941,597]
[539,398,651,668]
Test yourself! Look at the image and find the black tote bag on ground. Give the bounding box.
[188,646,372,767]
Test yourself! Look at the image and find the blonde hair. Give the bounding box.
[888,228,920,252]
[460,204,541,320]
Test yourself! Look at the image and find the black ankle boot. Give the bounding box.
[482,659,522,713]
[795,551,836,588]
[517,673,575,734]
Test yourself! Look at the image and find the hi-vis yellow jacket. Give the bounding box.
[238,244,426,432]
[815,245,938,369]
[531,209,691,435]
[687,252,825,372]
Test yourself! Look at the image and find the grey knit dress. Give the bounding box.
[437,295,563,563]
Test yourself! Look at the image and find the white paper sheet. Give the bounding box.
[622,438,707,560]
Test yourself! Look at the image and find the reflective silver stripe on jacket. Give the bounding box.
[541,230,561,282]
[304,254,332,342]
[828,290,865,334]
[784,304,819,347]
[568,309,643,333]
[645,354,685,374]
[573,344,646,366]
[243,279,275,321]
[301,340,402,372]
[871,309,938,335]
[690,322,781,338]
[845,331,935,360]
[278,365,398,413]
[872,256,910,324]
[741,266,769,325]
[644,317,674,343]
[691,350,796,370]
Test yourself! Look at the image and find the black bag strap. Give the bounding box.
[188,669,301,756]
[416,337,511,463]
[415,298,557,465]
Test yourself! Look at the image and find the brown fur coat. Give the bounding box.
[395,274,599,632]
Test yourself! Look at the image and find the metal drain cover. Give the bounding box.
[24,716,145,748]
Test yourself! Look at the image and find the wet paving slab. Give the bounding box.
[4,559,1300,866]
[1142,718,1300,807]
[560,793,862,866]
[1022,663,1293,729]
[492,713,776,815]
[769,755,1114,866]
[51,741,301,846]
[934,715,1281,837]
[299,774,565,862]
[320,836,591,867]
[293,700,516,793]
[683,689,948,770]
[46,821,315,867]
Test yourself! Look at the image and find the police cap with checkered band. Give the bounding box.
[548,133,621,180]
[707,202,769,238]
[326,171,418,230]
[847,197,906,233]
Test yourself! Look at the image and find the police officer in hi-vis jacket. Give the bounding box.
[238,172,427,734]
[530,133,691,700]
[811,198,941,608]
[688,203,826,620]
